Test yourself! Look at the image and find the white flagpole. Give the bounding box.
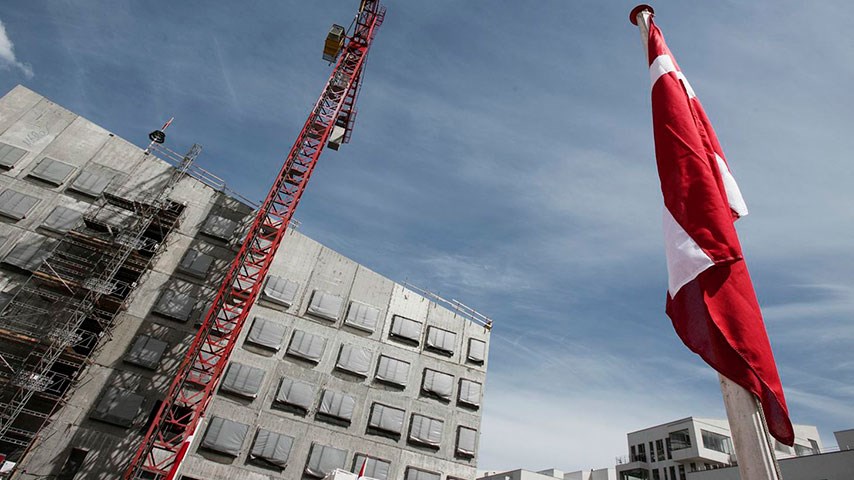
[629,5,783,480]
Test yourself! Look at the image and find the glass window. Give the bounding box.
[249,428,294,469]
[408,414,443,448]
[351,455,390,480]
[306,290,344,321]
[421,369,453,401]
[701,429,733,454]
[656,439,665,461]
[652,469,660,480]
[375,355,409,387]
[317,390,356,423]
[152,289,196,322]
[669,466,676,480]
[69,169,111,197]
[794,443,815,456]
[245,316,286,351]
[28,157,76,186]
[456,426,477,458]
[89,387,144,428]
[467,338,486,364]
[678,465,686,480]
[368,403,405,437]
[405,467,440,480]
[0,143,27,169]
[220,362,265,398]
[201,417,249,457]
[42,205,83,233]
[458,379,482,408]
[425,326,456,355]
[125,335,168,370]
[178,248,213,278]
[665,438,672,459]
[669,429,691,450]
[3,234,52,272]
[274,378,315,413]
[649,442,654,462]
[262,275,299,307]
[335,344,372,377]
[0,189,40,220]
[637,443,647,462]
[200,214,238,240]
[304,443,346,478]
[344,301,381,332]
[389,314,422,345]
[286,330,326,363]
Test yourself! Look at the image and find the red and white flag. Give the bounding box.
[357,457,368,478]
[643,14,794,445]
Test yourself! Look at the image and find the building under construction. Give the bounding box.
[0,85,490,479]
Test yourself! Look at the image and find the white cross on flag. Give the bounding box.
[643,12,794,445]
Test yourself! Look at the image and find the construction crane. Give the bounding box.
[124,2,385,478]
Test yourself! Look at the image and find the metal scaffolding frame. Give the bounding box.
[0,142,199,475]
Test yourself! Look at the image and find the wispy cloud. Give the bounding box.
[0,18,33,78]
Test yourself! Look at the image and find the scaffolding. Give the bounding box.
[0,141,198,474]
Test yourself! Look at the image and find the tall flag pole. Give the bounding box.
[629,5,793,479]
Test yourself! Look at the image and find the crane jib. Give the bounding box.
[123,2,386,479]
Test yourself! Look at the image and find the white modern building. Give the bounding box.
[615,417,822,480]
[478,467,616,480]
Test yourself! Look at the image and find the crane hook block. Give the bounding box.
[323,24,346,62]
[148,130,166,144]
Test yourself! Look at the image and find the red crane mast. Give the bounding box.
[124,2,385,478]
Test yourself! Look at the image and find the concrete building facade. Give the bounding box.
[615,417,823,480]
[0,85,491,480]
[478,467,616,480]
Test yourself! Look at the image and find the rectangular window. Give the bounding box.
[389,314,422,345]
[274,378,315,414]
[89,387,145,428]
[458,379,482,408]
[57,447,88,480]
[317,390,356,423]
[637,443,647,462]
[794,443,816,456]
[306,289,344,321]
[69,169,112,197]
[200,417,249,457]
[649,442,654,462]
[669,429,691,450]
[421,369,453,401]
[426,326,456,355]
[656,439,665,461]
[250,429,294,469]
[352,455,390,480]
[28,157,76,186]
[467,338,486,364]
[200,214,238,240]
[0,143,27,169]
[408,414,443,448]
[701,429,733,454]
[245,316,286,351]
[405,467,440,480]
[3,235,52,272]
[669,466,676,480]
[368,403,405,437]
[678,464,686,480]
[262,275,299,307]
[152,289,196,322]
[0,189,40,220]
[665,438,672,459]
[125,335,168,369]
[220,362,265,398]
[344,301,381,332]
[456,426,477,458]
[305,443,347,478]
[286,330,326,363]
[336,344,372,377]
[178,248,213,278]
[42,205,83,233]
[652,469,660,480]
[375,355,410,387]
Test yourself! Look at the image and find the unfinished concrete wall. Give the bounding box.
[0,85,491,480]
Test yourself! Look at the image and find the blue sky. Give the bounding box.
[2,0,852,472]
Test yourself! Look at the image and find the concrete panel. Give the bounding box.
[38,115,111,168]
[0,98,77,164]
[0,85,43,136]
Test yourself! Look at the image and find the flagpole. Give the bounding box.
[629,5,783,480]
